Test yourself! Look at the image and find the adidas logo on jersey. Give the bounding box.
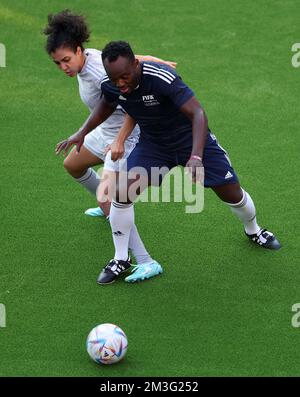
[225,171,233,179]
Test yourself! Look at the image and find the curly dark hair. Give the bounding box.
[101,41,135,63]
[43,10,90,54]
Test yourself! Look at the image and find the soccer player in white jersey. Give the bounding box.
[44,10,176,218]
[44,10,176,277]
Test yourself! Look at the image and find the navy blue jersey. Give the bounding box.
[101,62,195,149]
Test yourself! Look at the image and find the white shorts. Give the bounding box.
[83,125,138,172]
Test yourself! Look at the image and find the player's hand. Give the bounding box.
[55,130,85,156]
[185,156,204,184]
[104,140,125,162]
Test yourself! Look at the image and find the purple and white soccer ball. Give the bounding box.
[86,323,128,365]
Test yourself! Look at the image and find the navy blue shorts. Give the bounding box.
[126,132,239,188]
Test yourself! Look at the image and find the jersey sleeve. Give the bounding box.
[166,76,195,108]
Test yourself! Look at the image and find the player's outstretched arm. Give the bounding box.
[180,96,208,183]
[105,114,137,161]
[136,55,177,69]
[55,97,117,156]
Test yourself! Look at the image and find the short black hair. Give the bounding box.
[101,41,135,63]
[43,10,90,54]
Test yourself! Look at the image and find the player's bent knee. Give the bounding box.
[63,157,86,178]
[63,156,74,173]
[212,182,243,204]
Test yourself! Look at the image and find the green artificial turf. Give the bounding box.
[0,0,300,376]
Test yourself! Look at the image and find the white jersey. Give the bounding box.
[77,48,139,143]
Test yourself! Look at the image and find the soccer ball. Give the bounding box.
[86,323,128,365]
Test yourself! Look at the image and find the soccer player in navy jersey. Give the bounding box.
[57,41,281,285]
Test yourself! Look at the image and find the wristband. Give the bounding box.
[190,155,202,161]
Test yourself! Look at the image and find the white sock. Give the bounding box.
[227,189,261,235]
[107,206,152,264]
[129,224,153,265]
[76,168,100,195]
[109,201,134,261]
